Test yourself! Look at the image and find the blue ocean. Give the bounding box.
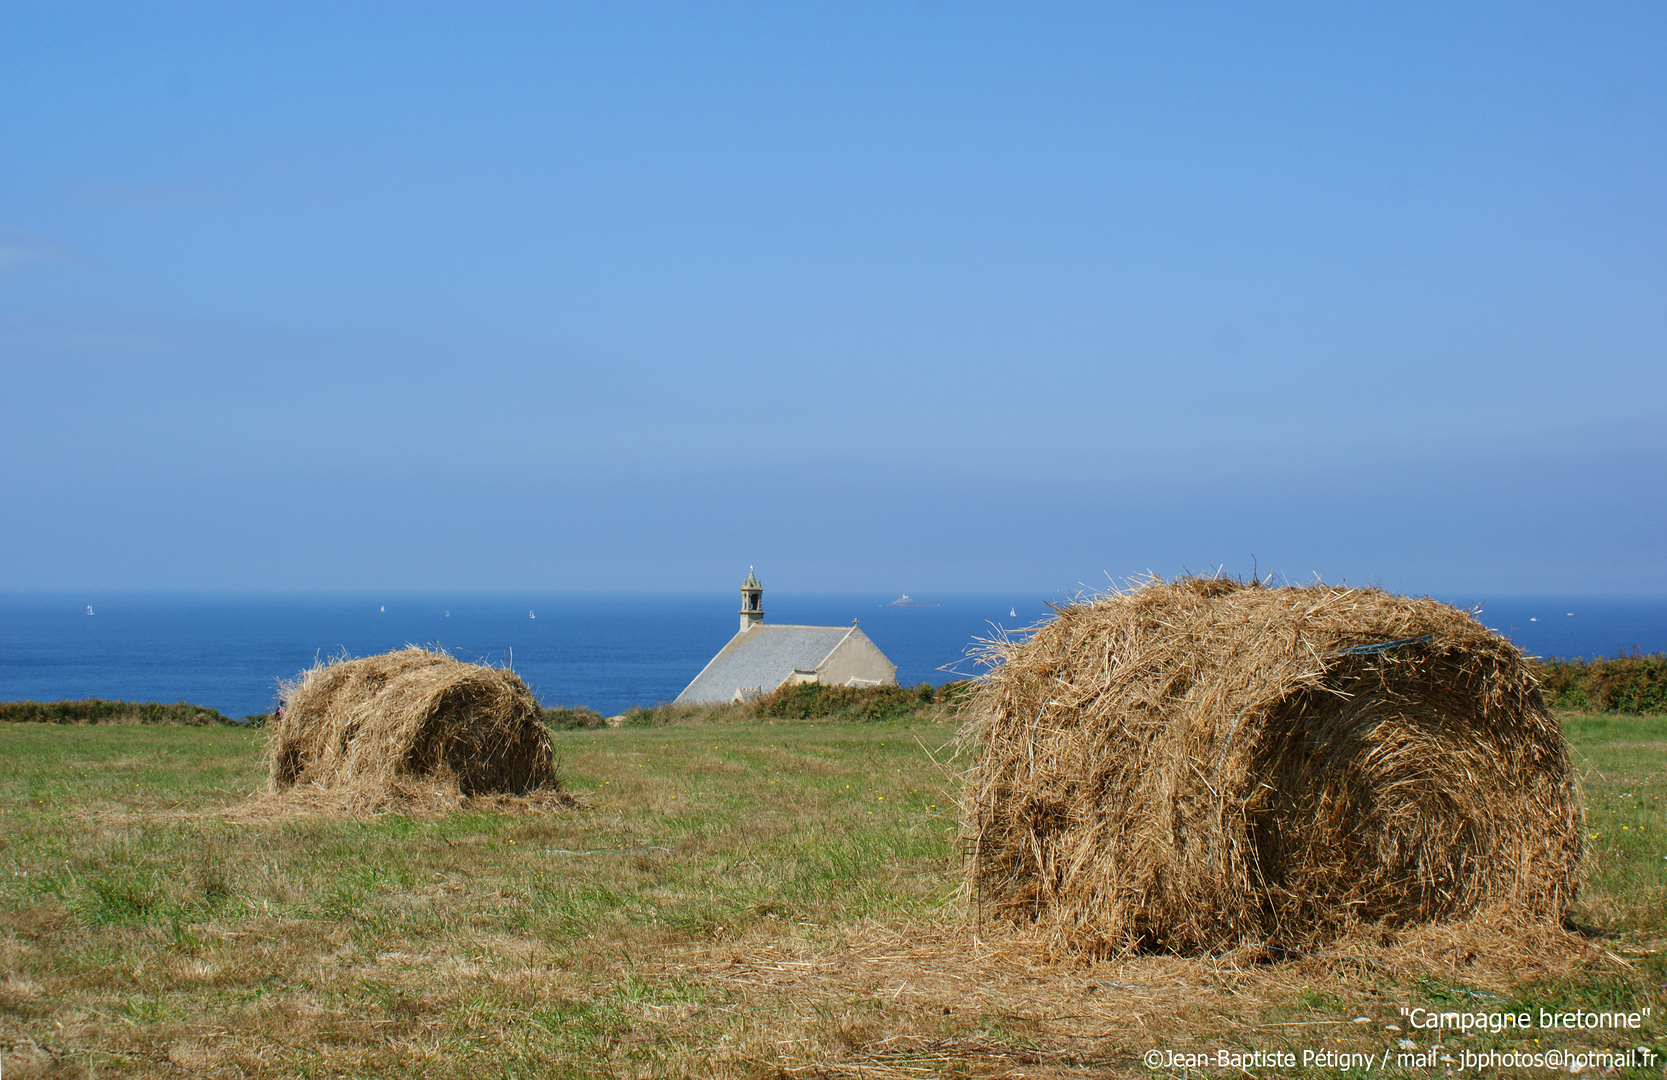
[1,591,1663,719]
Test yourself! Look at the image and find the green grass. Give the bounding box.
[0,712,1662,1078]
[1561,713,1667,939]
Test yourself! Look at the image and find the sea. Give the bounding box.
[1,591,1664,719]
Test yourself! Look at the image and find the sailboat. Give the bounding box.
[529,610,536,619]
[86,605,94,615]
[1010,607,1017,618]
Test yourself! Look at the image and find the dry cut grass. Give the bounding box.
[961,576,1584,956]
[268,647,559,809]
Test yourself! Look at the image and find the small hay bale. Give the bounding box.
[960,577,1584,955]
[267,647,558,806]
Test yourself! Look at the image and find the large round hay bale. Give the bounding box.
[268,647,556,799]
[961,578,1584,955]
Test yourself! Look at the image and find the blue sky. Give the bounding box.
[2,3,1663,595]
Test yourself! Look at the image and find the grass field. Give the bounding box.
[1,713,1663,1078]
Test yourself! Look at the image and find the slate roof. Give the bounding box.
[675,625,856,704]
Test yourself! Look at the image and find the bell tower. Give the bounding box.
[739,567,764,632]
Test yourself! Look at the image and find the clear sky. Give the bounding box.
[2,3,1663,596]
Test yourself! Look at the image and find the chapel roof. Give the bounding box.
[675,624,856,704]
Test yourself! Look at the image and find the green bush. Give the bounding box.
[0,699,236,726]
[753,681,967,722]
[543,705,609,730]
[617,705,668,728]
[1532,653,1667,714]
